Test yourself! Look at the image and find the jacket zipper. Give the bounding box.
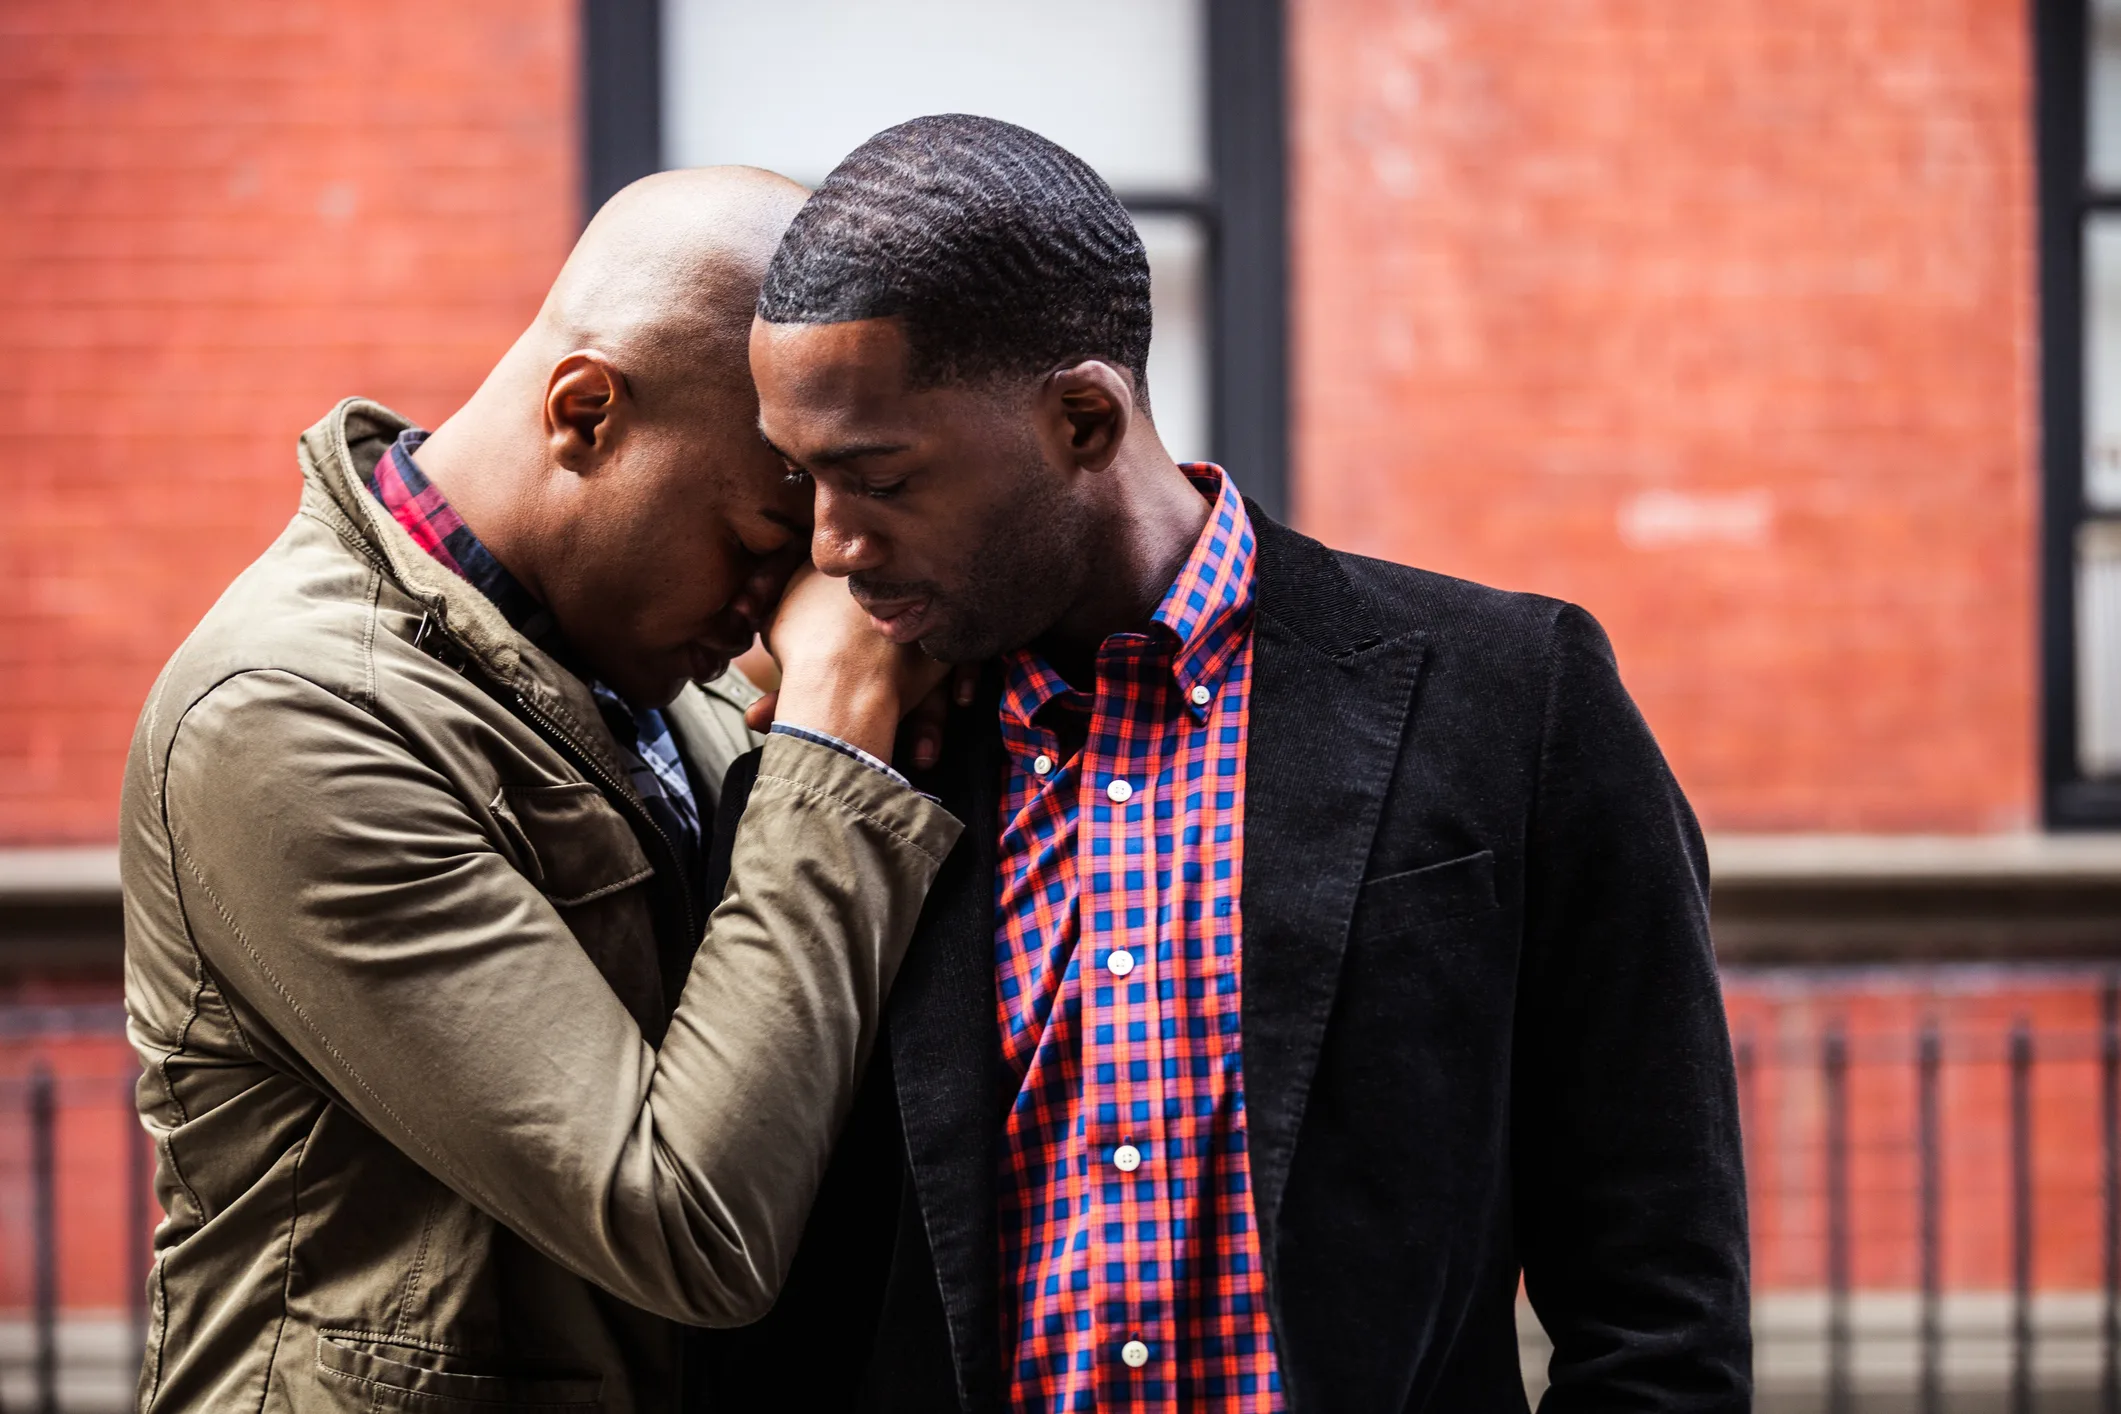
[412,609,701,946]
[511,688,701,948]
[417,614,703,1402]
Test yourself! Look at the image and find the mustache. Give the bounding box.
[847,574,941,604]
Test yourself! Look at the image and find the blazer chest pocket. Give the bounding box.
[1350,849,1498,944]
[491,783,654,907]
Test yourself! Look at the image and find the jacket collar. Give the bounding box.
[296,398,643,796]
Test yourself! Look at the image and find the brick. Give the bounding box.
[1291,0,2037,831]
[0,0,574,844]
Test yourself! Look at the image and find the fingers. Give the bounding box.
[897,662,986,773]
[903,679,951,772]
[732,638,780,694]
[743,690,780,735]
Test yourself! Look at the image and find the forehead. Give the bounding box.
[749,316,922,440]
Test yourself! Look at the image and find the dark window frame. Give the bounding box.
[579,0,1291,521]
[2036,0,2121,824]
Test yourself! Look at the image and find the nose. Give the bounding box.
[811,484,886,579]
[727,545,804,632]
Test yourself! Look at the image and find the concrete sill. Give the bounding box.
[9,837,2121,970]
[1709,834,2121,965]
[0,847,119,902]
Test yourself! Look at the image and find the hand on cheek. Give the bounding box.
[755,567,948,763]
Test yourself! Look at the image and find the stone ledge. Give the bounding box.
[0,847,119,901]
[1710,835,2121,964]
[1710,833,2121,885]
[10,838,2121,969]
[0,848,123,978]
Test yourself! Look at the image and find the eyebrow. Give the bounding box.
[759,427,913,468]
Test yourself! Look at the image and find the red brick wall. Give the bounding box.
[1290,0,2039,833]
[0,0,2050,841]
[0,0,576,844]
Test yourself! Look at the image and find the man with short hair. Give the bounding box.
[711,116,1750,1412]
[121,167,961,1413]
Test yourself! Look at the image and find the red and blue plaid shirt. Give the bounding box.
[996,465,1282,1412]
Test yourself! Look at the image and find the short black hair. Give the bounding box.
[757,114,1152,397]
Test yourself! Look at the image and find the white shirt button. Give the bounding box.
[1032,754,1053,777]
[1107,948,1135,977]
[1113,1143,1142,1172]
[1106,778,1133,803]
[1190,684,1211,707]
[1121,1339,1150,1369]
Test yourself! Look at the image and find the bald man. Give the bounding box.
[118,168,961,1413]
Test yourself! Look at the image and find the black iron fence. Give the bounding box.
[1723,971,2121,1413]
[0,998,148,1414]
[8,982,2121,1411]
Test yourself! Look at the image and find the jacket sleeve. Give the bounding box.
[1515,605,1752,1412]
[159,668,961,1327]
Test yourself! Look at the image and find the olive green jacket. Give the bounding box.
[119,399,961,1413]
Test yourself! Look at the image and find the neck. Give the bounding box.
[1045,445,1211,658]
[407,348,555,606]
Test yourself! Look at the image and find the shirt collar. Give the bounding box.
[1154,463,1257,709]
[1000,463,1257,727]
[366,429,563,654]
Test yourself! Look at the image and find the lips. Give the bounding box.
[856,595,931,645]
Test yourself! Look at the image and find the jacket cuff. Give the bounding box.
[768,722,911,789]
[754,732,962,866]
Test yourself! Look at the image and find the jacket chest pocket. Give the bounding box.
[491,783,654,907]
[1349,848,1498,945]
[315,1331,603,1411]
[491,783,665,1030]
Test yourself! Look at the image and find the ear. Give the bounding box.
[544,352,632,474]
[1044,360,1134,473]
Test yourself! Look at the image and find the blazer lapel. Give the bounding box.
[1241,510,1426,1272]
[889,685,1006,1412]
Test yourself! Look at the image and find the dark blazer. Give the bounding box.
[695,509,1751,1413]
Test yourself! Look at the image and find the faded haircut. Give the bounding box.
[756,114,1153,401]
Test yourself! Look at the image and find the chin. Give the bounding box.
[604,668,689,713]
[917,619,1014,666]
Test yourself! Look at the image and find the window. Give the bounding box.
[581,0,1287,518]
[2038,0,2121,821]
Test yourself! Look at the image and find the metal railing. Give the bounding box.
[1729,974,2121,1412]
[0,1064,148,1414]
[8,982,2121,1411]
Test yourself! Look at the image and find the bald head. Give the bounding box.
[532,166,809,415]
[409,165,816,709]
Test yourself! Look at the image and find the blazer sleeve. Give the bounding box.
[159,668,961,1328]
[1515,604,1752,1412]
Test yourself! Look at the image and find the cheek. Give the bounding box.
[603,507,741,624]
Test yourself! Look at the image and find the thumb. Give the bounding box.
[744,690,780,734]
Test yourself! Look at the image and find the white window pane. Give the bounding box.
[2080,521,2121,776]
[2095,0,2121,187]
[663,0,1206,194]
[2086,218,2121,509]
[1137,213,1210,466]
